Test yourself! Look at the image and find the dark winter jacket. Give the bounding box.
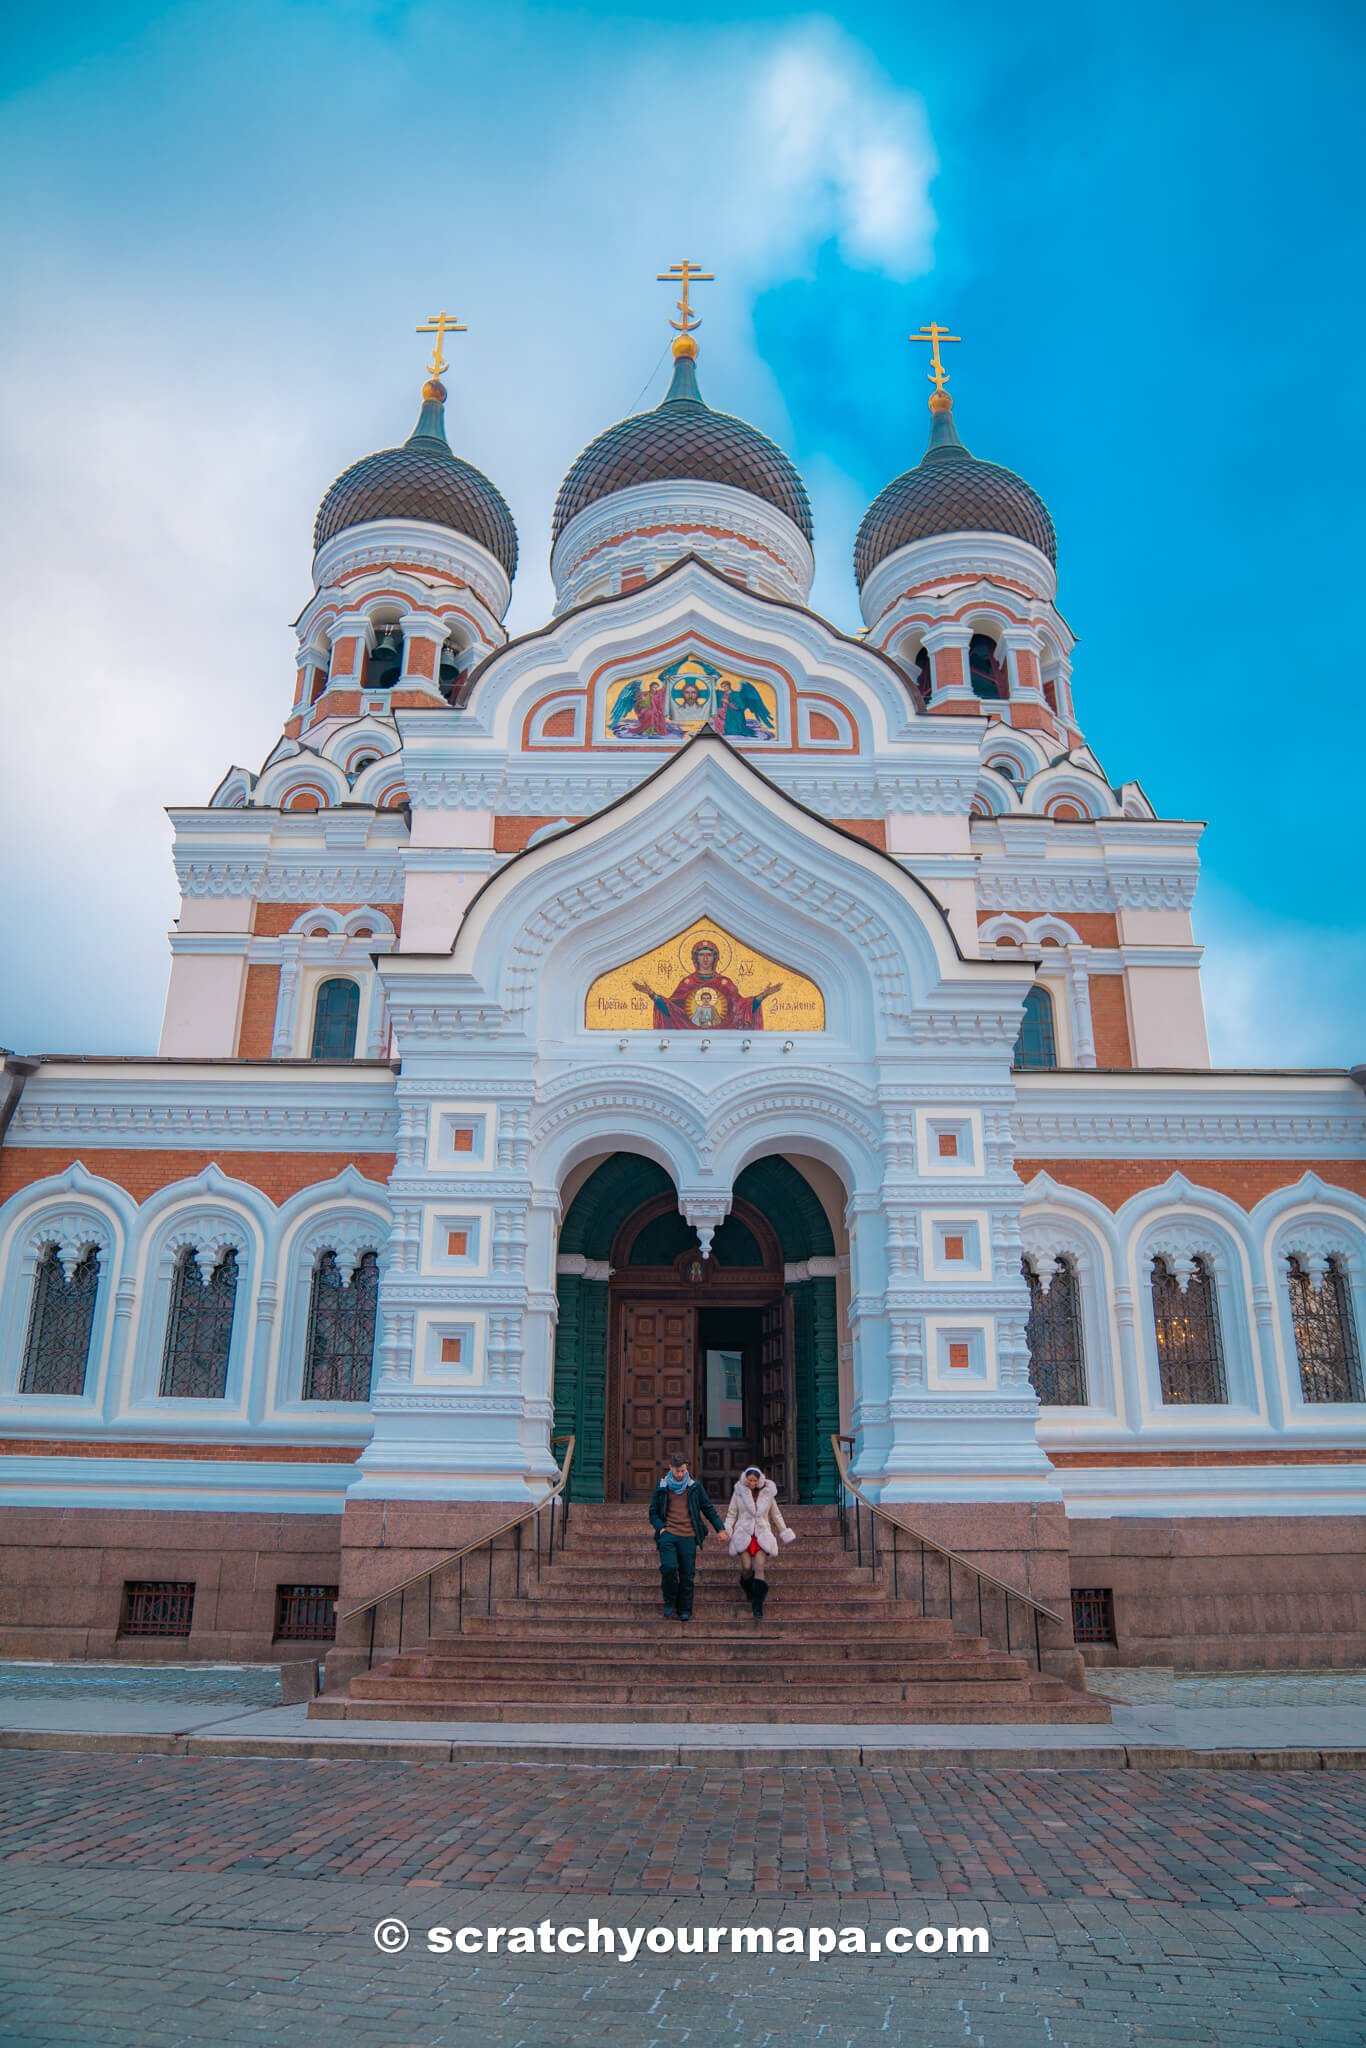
[649,1478,725,1546]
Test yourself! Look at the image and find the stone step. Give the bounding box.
[317,1695,1112,1725]
[450,1616,971,1644]
[347,1674,1069,1707]
[380,1652,1034,1685]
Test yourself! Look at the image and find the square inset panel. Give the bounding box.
[426,1107,494,1173]
[423,1209,489,1275]
[414,1311,484,1385]
[916,1110,983,1177]
[925,1213,991,1282]
[924,1318,997,1392]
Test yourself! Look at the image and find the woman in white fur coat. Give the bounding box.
[723,1465,796,1620]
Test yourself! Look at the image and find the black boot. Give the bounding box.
[752,1578,769,1622]
[661,1567,679,1619]
[739,1568,755,1603]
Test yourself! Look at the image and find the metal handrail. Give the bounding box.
[830,1435,1062,1668]
[341,1434,576,1625]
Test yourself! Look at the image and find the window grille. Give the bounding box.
[311,977,360,1059]
[120,1581,195,1638]
[159,1247,238,1399]
[1071,1587,1116,1645]
[1151,1255,1228,1403]
[275,1584,338,1641]
[303,1249,379,1402]
[1288,1257,1364,1403]
[1023,1256,1088,1404]
[20,1244,99,1396]
[1013,985,1057,1069]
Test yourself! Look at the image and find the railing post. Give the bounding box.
[1033,1607,1042,1672]
[367,1604,376,1671]
[919,1540,926,1618]
[515,1520,523,1599]
[458,1556,465,1637]
[398,1586,405,1654]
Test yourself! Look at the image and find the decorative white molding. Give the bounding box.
[312,518,512,624]
[551,480,814,612]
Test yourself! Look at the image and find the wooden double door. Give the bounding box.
[615,1295,792,1502]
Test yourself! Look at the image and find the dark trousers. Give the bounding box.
[656,1532,697,1616]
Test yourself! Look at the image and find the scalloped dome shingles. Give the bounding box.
[855,422,1056,587]
[314,399,518,579]
[552,355,812,547]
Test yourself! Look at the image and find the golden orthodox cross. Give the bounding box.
[657,260,715,335]
[910,320,962,393]
[416,310,467,378]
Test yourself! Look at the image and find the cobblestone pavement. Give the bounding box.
[0,1662,282,1706]
[0,1753,1363,2046]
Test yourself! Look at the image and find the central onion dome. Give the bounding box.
[552,344,813,547]
[855,391,1055,589]
[314,378,518,579]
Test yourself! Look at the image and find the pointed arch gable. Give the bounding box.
[382,740,1030,1055]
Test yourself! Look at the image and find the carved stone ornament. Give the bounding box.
[1145,1223,1221,1294]
[1280,1222,1357,1293]
[301,1220,387,1287]
[27,1212,112,1281]
[164,1218,248,1287]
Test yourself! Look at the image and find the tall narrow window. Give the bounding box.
[1023,1256,1088,1404]
[303,1249,379,1401]
[363,624,403,691]
[1288,1257,1364,1403]
[913,646,932,706]
[311,978,360,1059]
[160,1247,238,1399]
[20,1244,100,1396]
[1151,1255,1227,1404]
[969,632,1008,700]
[1013,985,1057,1069]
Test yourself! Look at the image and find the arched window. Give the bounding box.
[311,978,360,1059]
[1150,1255,1227,1404]
[912,646,931,707]
[20,1244,100,1396]
[1013,985,1057,1069]
[1287,1256,1364,1403]
[438,637,465,703]
[969,633,1008,700]
[363,624,403,691]
[1023,1256,1087,1405]
[303,1250,380,1401]
[160,1247,238,1399]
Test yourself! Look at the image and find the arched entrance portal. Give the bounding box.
[554,1154,840,1503]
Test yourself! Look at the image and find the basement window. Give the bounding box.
[120,1581,195,1638]
[275,1584,339,1641]
[1070,1587,1116,1645]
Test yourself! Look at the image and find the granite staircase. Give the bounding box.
[315,1504,1109,1725]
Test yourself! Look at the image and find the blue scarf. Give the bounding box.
[662,1471,690,1493]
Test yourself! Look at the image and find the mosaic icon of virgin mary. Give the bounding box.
[632,939,782,1030]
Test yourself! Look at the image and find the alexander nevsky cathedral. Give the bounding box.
[2,272,1362,1709]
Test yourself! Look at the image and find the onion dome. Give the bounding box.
[314,379,518,578]
[552,341,812,546]
[855,391,1055,587]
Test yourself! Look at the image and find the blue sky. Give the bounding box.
[1,0,1362,1064]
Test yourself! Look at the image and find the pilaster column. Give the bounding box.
[326,610,375,688]
[1066,945,1097,1068]
[397,611,450,701]
[920,623,977,711]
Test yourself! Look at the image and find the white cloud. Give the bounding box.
[0,11,941,1051]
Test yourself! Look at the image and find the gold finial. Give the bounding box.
[910,321,962,405]
[416,310,467,380]
[657,260,714,356]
